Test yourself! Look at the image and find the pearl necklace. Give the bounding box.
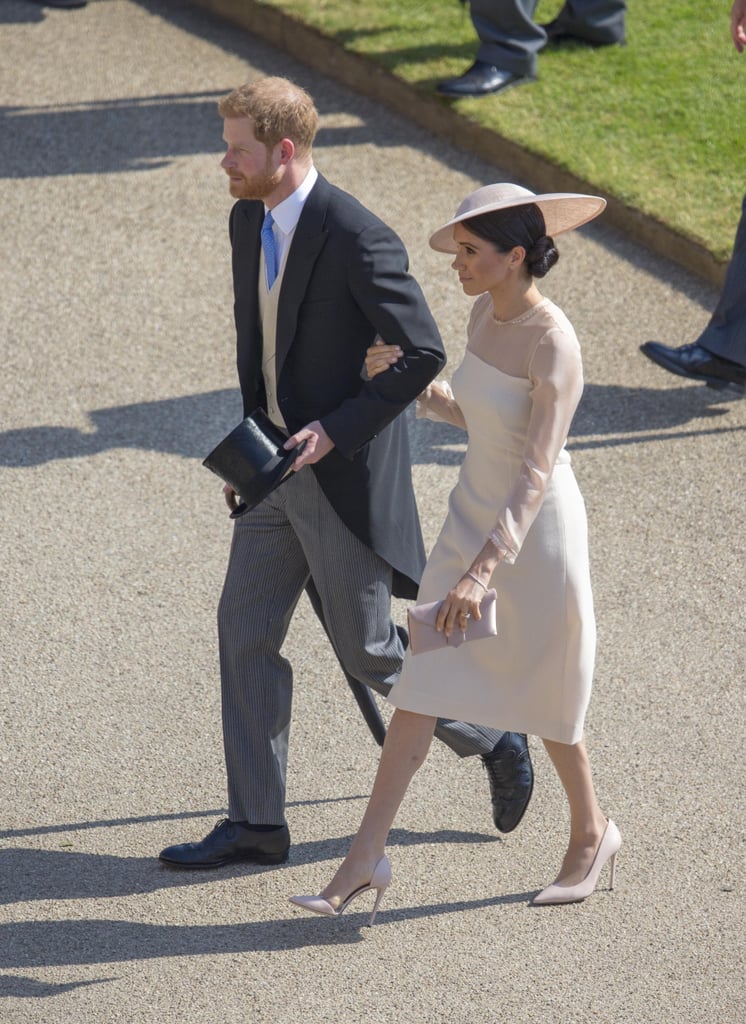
[492,297,549,325]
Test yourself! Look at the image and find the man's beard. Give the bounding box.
[229,164,282,200]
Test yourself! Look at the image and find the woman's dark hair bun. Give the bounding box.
[462,205,560,278]
[525,235,559,278]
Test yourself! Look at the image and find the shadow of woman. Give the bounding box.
[0,890,538,968]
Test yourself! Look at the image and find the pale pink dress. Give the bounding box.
[388,294,595,744]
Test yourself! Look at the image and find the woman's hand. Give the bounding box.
[365,338,403,379]
[435,557,497,637]
[435,576,486,638]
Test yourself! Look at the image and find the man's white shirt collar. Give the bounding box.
[266,165,318,237]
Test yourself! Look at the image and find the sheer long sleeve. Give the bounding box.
[489,328,583,563]
[416,380,467,431]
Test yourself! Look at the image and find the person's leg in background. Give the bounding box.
[542,0,626,46]
[640,193,746,389]
[438,0,544,97]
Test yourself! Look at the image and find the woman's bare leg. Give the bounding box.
[320,708,437,907]
[542,737,609,885]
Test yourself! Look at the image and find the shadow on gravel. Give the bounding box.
[0,973,115,999]
[0,2,42,25]
[1,1,450,181]
[0,92,228,178]
[0,797,367,841]
[0,846,266,906]
[0,889,534,967]
[0,384,742,469]
[0,92,385,179]
[0,826,493,907]
[0,388,239,467]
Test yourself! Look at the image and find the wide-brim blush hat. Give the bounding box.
[429,183,606,253]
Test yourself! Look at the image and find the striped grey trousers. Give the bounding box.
[218,465,503,825]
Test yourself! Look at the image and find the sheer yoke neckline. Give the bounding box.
[464,347,530,382]
[466,293,566,380]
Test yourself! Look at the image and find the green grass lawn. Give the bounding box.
[265,0,743,262]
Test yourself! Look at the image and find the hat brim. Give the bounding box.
[226,444,306,518]
[429,192,606,253]
[202,409,306,516]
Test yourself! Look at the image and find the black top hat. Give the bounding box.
[202,408,306,518]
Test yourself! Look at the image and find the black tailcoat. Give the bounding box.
[228,173,447,598]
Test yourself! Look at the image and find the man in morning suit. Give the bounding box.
[159,77,533,869]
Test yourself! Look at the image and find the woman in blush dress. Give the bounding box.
[289,183,621,921]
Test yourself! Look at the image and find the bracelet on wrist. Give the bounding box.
[465,570,489,592]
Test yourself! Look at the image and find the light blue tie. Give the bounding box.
[261,210,278,290]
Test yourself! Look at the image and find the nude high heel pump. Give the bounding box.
[289,855,392,926]
[531,819,621,906]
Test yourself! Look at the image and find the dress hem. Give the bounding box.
[386,689,585,746]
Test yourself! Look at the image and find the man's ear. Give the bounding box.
[278,138,296,165]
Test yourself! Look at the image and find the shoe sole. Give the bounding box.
[437,76,534,98]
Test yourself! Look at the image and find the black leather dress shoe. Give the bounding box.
[159,818,290,868]
[437,60,531,98]
[640,341,746,390]
[482,732,534,833]
[540,18,624,46]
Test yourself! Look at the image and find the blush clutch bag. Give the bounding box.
[407,589,497,655]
